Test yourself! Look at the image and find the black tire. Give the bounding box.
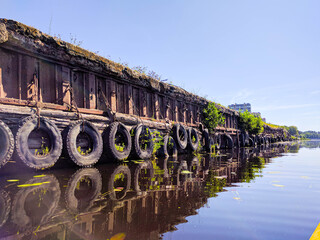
[66,120,103,167]
[214,133,221,150]
[65,168,102,213]
[131,124,154,160]
[132,161,154,193]
[187,127,199,151]
[15,116,62,169]
[0,190,10,228]
[202,129,212,152]
[12,175,60,230]
[171,124,188,150]
[158,135,178,157]
[108,165,131,201]
[104,122,132,161]
[0,120,14,168]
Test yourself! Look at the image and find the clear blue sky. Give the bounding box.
[1,0,319,131]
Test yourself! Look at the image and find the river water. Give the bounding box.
[0,141,319,240]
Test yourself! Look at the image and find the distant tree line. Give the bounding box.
[299,131,320,139]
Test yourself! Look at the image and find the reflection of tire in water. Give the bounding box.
[12,175,60,231]
[176,160,188,186]
[0,190,11,228]
[66,168,102,213]
[132,161,154,194]
[189,157,200,177]
[108,165,131,201]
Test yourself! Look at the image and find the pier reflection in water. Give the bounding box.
[0,142,318,240]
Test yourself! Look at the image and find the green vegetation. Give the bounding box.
[239,110,264,135]
[202,102,225,133]
[77,146,92,155]
[300,131,320,139]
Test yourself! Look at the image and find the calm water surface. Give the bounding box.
[0,141,319,240]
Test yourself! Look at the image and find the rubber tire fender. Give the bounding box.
[187,127,199,151]
[202,129,212,152]
[131,124,154,160]
[0,190,10,228]
[158,135,178,157]
[66,120,103,167]
[108,165,131,201]
[104,122,132,161]
[171,124,188,150]
[65,168,102,213]
[12,175,60,231]
[0,120,14,168]
[15,116,62,169]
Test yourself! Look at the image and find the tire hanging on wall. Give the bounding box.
[104,122,132,161]
[158,135,178,157]
[15,116,63,169]
[65,120,103,167]
[0,120,14,168]
[131,124,154,160]
[0,190,10,228]
[187,127,199,151]
[202,129,213,152]
[65,168,102,213]
[171,124,188,150]
[12,175,60,231]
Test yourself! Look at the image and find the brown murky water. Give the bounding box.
[0,141,319,240]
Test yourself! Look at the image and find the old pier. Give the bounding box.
[0,19,287,170]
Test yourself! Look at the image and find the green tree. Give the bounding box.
[287,126,299,136]
[239,110,264,135]
[202,102,225,133]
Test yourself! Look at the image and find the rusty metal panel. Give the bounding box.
[88,73,96,109]
[158,95,165,120]
[61,66,71,106]
[96,76,107,111]
[40,60,56,103]
[116,82,125,113]
[71,71,84,108]
[127,85,133,115]
[0,48,19,99]
[132,87,140,116]
[147,92,154,118]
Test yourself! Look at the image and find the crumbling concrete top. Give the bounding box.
[0,18,238,116]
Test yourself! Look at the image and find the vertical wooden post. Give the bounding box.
[88,73,96,109]
[128,85,133,115]
[155,93,159,119]
[0,67,3,98]
[183,103,187,124]
[175,100,179,122]
[61,66,71,106]
[141,91,147,117]
[18,55,22,101]
[107,212,114,232]
[110,81,116,112]
[127,201,132,223]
